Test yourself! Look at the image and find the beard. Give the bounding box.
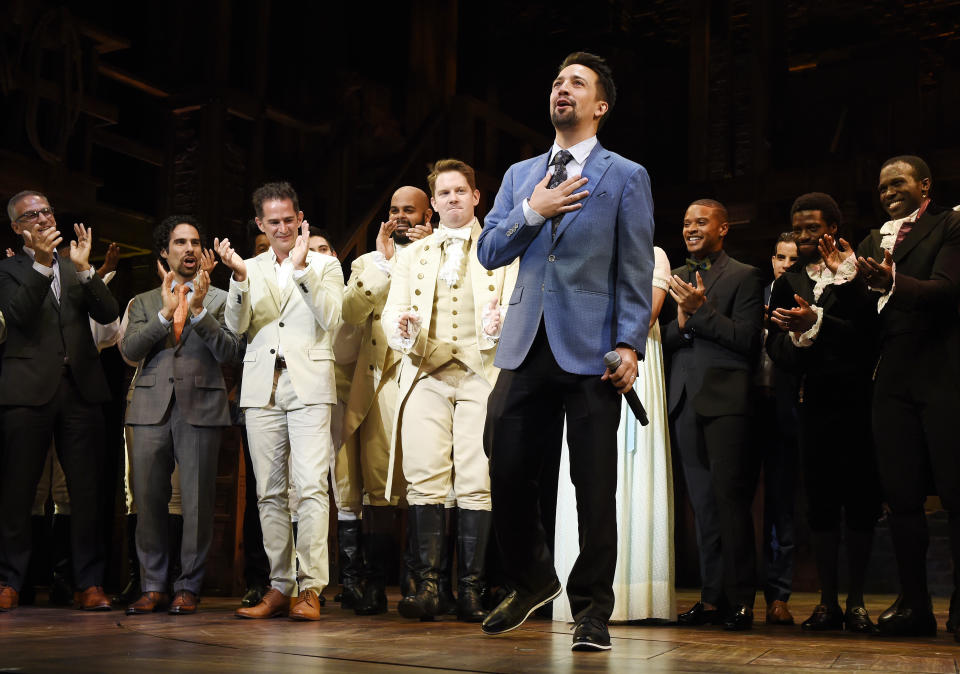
[550,105,579,130]
[392,217,423,246]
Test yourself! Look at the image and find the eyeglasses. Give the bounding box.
[15,207,55,223]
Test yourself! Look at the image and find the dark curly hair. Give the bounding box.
[790,192,842,229]
[153,215,205,259]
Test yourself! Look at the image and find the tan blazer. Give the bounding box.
[225,250,344,408]
[381,219,517,498]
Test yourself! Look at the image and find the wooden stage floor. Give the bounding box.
[1,590,959,673]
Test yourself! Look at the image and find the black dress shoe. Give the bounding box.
[801,603,844,631]
[571,616,611,651]
[241,585,266,608]
[723,605,753,631]
[876,597,937,637]
[481,578,562,635]
[844,606,878,634]
[678,601,723,626]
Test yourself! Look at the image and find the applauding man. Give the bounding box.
[0,191,119,612]
[120,216,240,616]
[216,182,344,621]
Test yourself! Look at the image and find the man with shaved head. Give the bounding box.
[334,186,432,614]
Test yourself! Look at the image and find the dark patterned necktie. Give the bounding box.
[548,149,574,238]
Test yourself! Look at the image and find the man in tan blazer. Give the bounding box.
[339,187,433,615]
[383,159,516,622]
[214,182,344,621]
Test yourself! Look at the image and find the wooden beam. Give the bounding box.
[97,63,170,98]
[91,128,165,167]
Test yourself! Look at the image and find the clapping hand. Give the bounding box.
[214,236,247,282]
[855,250,894,291]
[483,297,502,336]
[97,242,120,278]
[406,221,433,241]
[158,260,178,321]
[770,294,817,334]
[189,270,210,316]
[818,234,854,274]
[23,221,62,267]
[69,223,93,272]
[376,218,398,260]
[199,248,218,274]
[290,219,310,271]
[668,272,707,327]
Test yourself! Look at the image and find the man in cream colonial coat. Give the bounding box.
[383,160,517,622]
[215,182,344,621]
[338,186,434,615]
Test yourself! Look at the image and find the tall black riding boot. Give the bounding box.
[49,514,74,606]
[398,504,444,620]
[438,506,457,615]
[355,506,395,615]
[336,519,364,609]
[400,508,417,598]
[113,514,140,604]
[456,508,492,622]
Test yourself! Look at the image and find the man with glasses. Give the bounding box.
[0,190,119,612]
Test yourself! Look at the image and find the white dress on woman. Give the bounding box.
[553,246,675,622]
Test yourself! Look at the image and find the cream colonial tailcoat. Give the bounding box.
[381,219,517,500]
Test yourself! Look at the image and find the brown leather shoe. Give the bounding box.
[289,589,323,621]
[77,586,112,611]
[0,584,18,612]
[169,590,198,615]
[766,599,795,625]
[126,592,170,615]
[235,588,290,619]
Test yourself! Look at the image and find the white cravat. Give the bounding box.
[435,224,472,288]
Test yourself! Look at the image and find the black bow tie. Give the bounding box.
[685,257,711,272]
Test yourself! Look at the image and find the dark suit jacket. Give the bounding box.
[766,263,878,386]
[0,253,119,406]
[662,251,764,417]
[121,286,241,427]
[837,203,960,378]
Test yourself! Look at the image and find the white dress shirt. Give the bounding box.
[522,135,599,226]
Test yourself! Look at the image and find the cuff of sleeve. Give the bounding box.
[102,270,116,285]
[157,311,172,328]
[231,276,249,290]
[32,261,54,277]
[76,267,96,283]
[481,311,502,343]
[292,267,309,280]
[521,199,546,226]
[832,256,858,285]
[190,308,208,324]
[876,263,896,313]
[372,251,392,277]
[790,305,824,347]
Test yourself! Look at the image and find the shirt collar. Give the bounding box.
[170,278,195,291]
[22,246,59,263]
[550,136,597,167]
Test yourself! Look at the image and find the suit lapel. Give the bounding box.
[552,143,613,246]
[700,252,730,296]
[893,210,939,263]
[258,255,283,313]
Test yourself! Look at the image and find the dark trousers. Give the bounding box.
[130,401,221,595]
[672,395,759,608]
[798,378,880,534]
[486,324,620,621]
[756,388,798,604]
[0,370,105,591]
[873,334,960,603]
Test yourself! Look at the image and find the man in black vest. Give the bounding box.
[0,190,119,612]
[662,198,764,630]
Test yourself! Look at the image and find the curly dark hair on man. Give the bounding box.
[790,192,842,229]
[153,214,205,258]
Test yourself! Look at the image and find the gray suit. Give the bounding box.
[120,284,240,594]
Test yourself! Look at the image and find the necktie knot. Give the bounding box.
[176,284,189,298]
[552,149,573,169]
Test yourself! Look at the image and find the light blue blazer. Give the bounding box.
[477,142,654,375]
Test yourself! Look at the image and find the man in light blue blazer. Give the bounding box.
[477,52,654,651]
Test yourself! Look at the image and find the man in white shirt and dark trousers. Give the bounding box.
[215,182,344,621]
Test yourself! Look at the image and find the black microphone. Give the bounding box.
[604,350,649,426]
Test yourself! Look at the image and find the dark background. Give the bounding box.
[1,0,958,594]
